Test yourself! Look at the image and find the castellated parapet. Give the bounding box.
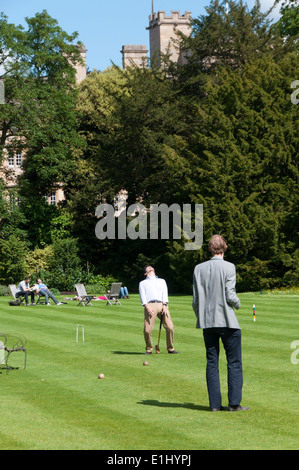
[149,10,192,24]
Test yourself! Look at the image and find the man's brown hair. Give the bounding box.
[208,235,228,255]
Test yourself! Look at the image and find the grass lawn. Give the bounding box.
[0,291,298,450]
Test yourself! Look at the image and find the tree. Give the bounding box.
[67,2,298,291]
[64,64,198,283]
[25,245,54,278]
[0,10,84,247]
[0,185,28,240]
[276,0,299,39]
[182,52,299,290]
[72,65,193,206]
[0,235,28,283]
[177,0,287,84]
[46,237,82,291]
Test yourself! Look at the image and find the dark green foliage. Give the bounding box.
[0,235,28,283]
[66,0,298,292]
[46,237,82,291]
[276,0,299,40]
[0,3,298,292]
[181,0,278,71]
[184,53,299,290]
[0,10,84,248]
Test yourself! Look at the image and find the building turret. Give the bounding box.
[147,10,191,66]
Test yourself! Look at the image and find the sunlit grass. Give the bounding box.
[0,291,298,450]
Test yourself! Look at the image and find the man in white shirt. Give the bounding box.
[16,277,36,306]
[139,265,178,355]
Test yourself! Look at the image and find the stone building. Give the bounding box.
[0,46,87,206]
[121,9,191,68]
[121,45,148,69]
[1,7,192,206]
[147,10,191,66]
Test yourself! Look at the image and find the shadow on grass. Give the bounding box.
[137,399,210,412]
[112,350,144,355]
[0,366,19,374]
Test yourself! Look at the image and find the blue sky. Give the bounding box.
[1,0,281,72]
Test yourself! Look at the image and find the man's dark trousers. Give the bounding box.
[203,328,243,409]
[16,290,35,305]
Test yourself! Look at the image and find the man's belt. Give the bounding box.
[148,300,162,303]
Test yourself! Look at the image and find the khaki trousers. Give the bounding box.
[143,302,174,353]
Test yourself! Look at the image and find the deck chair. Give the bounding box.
[9,284,25,305]
[0,332,27,374]
[9,283,42,305]
[105,282,122,306]
[34,288,47,305]
[75,283,96,306]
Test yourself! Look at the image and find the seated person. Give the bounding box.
[119,286,130,299]
[35,279,63,305]
[16,277,35,306]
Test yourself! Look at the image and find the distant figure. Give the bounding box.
[192,235,249,412]
[119,286,130,299]
[139,265,178,355]
[16,277,35,306]
[35,279,63,306]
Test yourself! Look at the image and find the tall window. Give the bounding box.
[43,192,57,205]
[16,152,22,167]
[8,153,14,167]
[9,191,21,208]
[50,192,56,206]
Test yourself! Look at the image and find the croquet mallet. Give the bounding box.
[155,313,164,354]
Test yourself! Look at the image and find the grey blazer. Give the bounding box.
[192,256,241,329]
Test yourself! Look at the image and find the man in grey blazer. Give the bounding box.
[193,235,249,412]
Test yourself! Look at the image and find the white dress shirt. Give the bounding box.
[139,276,169,306]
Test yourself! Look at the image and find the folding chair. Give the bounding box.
[75,283,96,306]
[34,289,47,305]
[9,284,25,305]
[105,282,122,306]
[0,332,27,374]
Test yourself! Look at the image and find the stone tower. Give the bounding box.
[147,10,191,66]
[74,44,87,83]
[121,45,148,68]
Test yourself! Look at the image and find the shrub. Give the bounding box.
[83,274,119,294]
[0,235,28,284]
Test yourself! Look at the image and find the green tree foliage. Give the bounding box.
[0,4,298,292]
[68,0,298,291]
[0,186,28,240]
[25,245,54,278]
[73,65,193,205]
[66,65,195,278]
[178,0,284,75]
[0,10,84,247]
[185,53,298,290]
[0,235,28,283]
[276,0,299,40]
[46,237,82,291]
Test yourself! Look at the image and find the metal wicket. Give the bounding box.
[76,324,85,342]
